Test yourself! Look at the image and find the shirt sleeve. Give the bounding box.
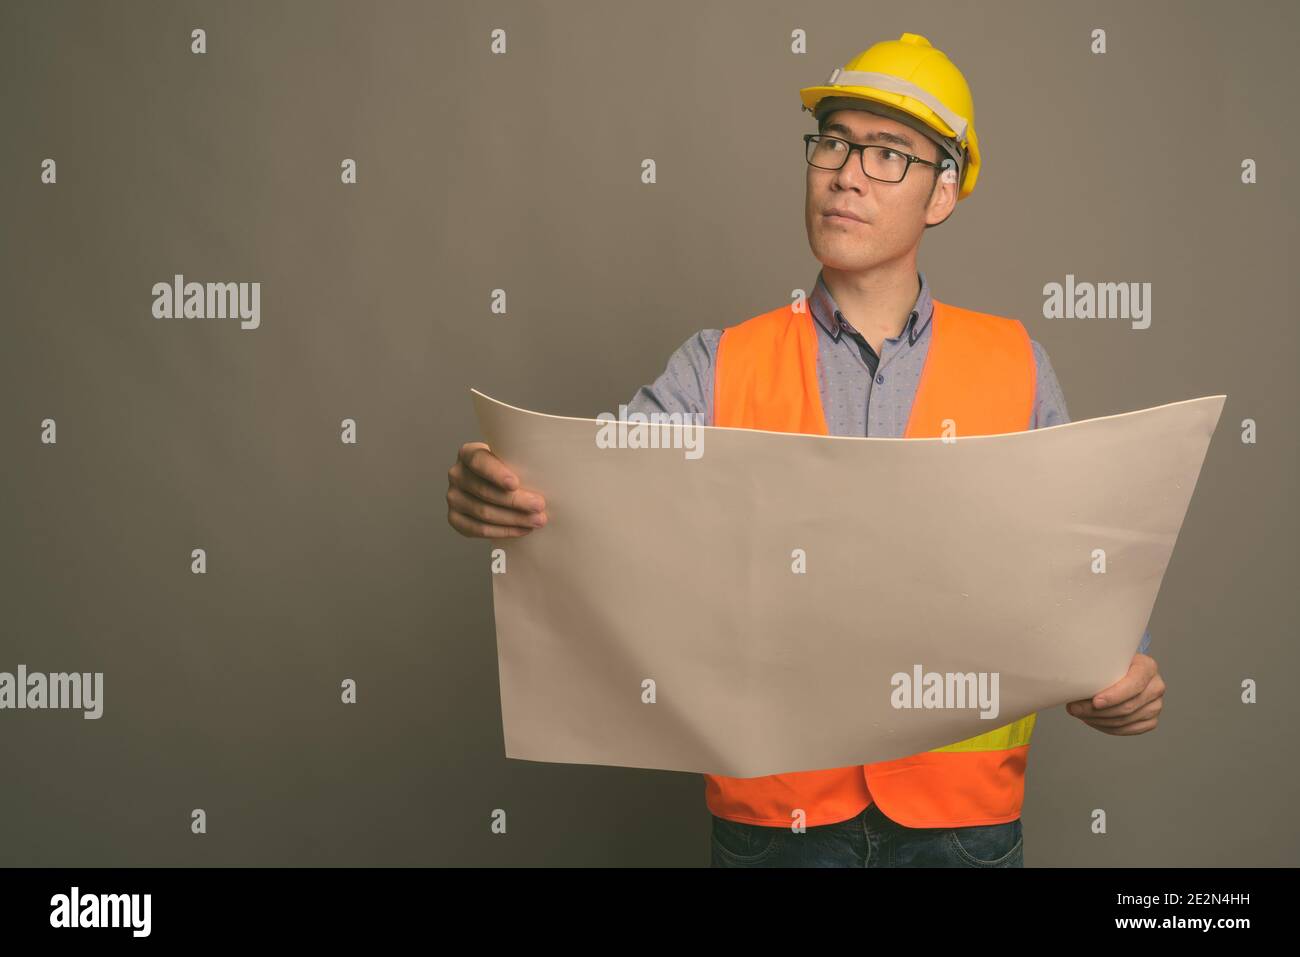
[1029,338,1071,429]
[624,328,723,425]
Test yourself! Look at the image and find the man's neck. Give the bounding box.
[822,261,921,356]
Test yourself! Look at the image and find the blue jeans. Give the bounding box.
[710,801,1024,867]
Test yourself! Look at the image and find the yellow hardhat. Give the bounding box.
[799,33,981,200]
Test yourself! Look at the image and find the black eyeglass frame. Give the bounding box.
[802,133,949,184]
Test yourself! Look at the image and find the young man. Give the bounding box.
[447,33,1166,868]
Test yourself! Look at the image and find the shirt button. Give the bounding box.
[875,373,884,384]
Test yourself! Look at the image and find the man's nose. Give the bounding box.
[831,148,871,192]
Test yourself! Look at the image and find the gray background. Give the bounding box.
[1,0,1296,866]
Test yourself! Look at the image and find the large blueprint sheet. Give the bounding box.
[473,389,1225,778]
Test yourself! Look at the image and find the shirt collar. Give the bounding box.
[809,268,933,348]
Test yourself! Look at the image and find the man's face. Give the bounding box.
[804,108,956,272]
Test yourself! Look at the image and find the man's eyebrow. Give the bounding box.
[822,123,916,150]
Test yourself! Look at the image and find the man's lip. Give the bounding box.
[823,210,867,223]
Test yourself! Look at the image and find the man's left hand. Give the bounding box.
[1066,653,1165,735]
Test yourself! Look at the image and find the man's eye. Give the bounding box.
[879,149,900,160]
[825,139,847,150]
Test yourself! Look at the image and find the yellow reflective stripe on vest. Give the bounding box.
[930,712,1036,753]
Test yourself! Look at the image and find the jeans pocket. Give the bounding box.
[946,818,1023,868]
[710,816,780,866]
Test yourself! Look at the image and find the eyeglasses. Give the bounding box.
[803,133,947,184]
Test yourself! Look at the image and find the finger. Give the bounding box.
[447,506,534,539]
[1088,674,1166,718]
[460,443,520,491]
[1090,654,1157,710]
[451,462,546,514]
[448,486,547,530]
[1069,680,1161,720]
[1105,717,1160,736]
[1081,697,1163,728]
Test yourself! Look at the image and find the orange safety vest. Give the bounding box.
[706,296,1039,829]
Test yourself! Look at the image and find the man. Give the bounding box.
[447,32,1166,867]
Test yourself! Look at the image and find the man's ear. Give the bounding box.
[925,159,959,226]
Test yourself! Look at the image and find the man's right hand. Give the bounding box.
[446,441,548,538]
